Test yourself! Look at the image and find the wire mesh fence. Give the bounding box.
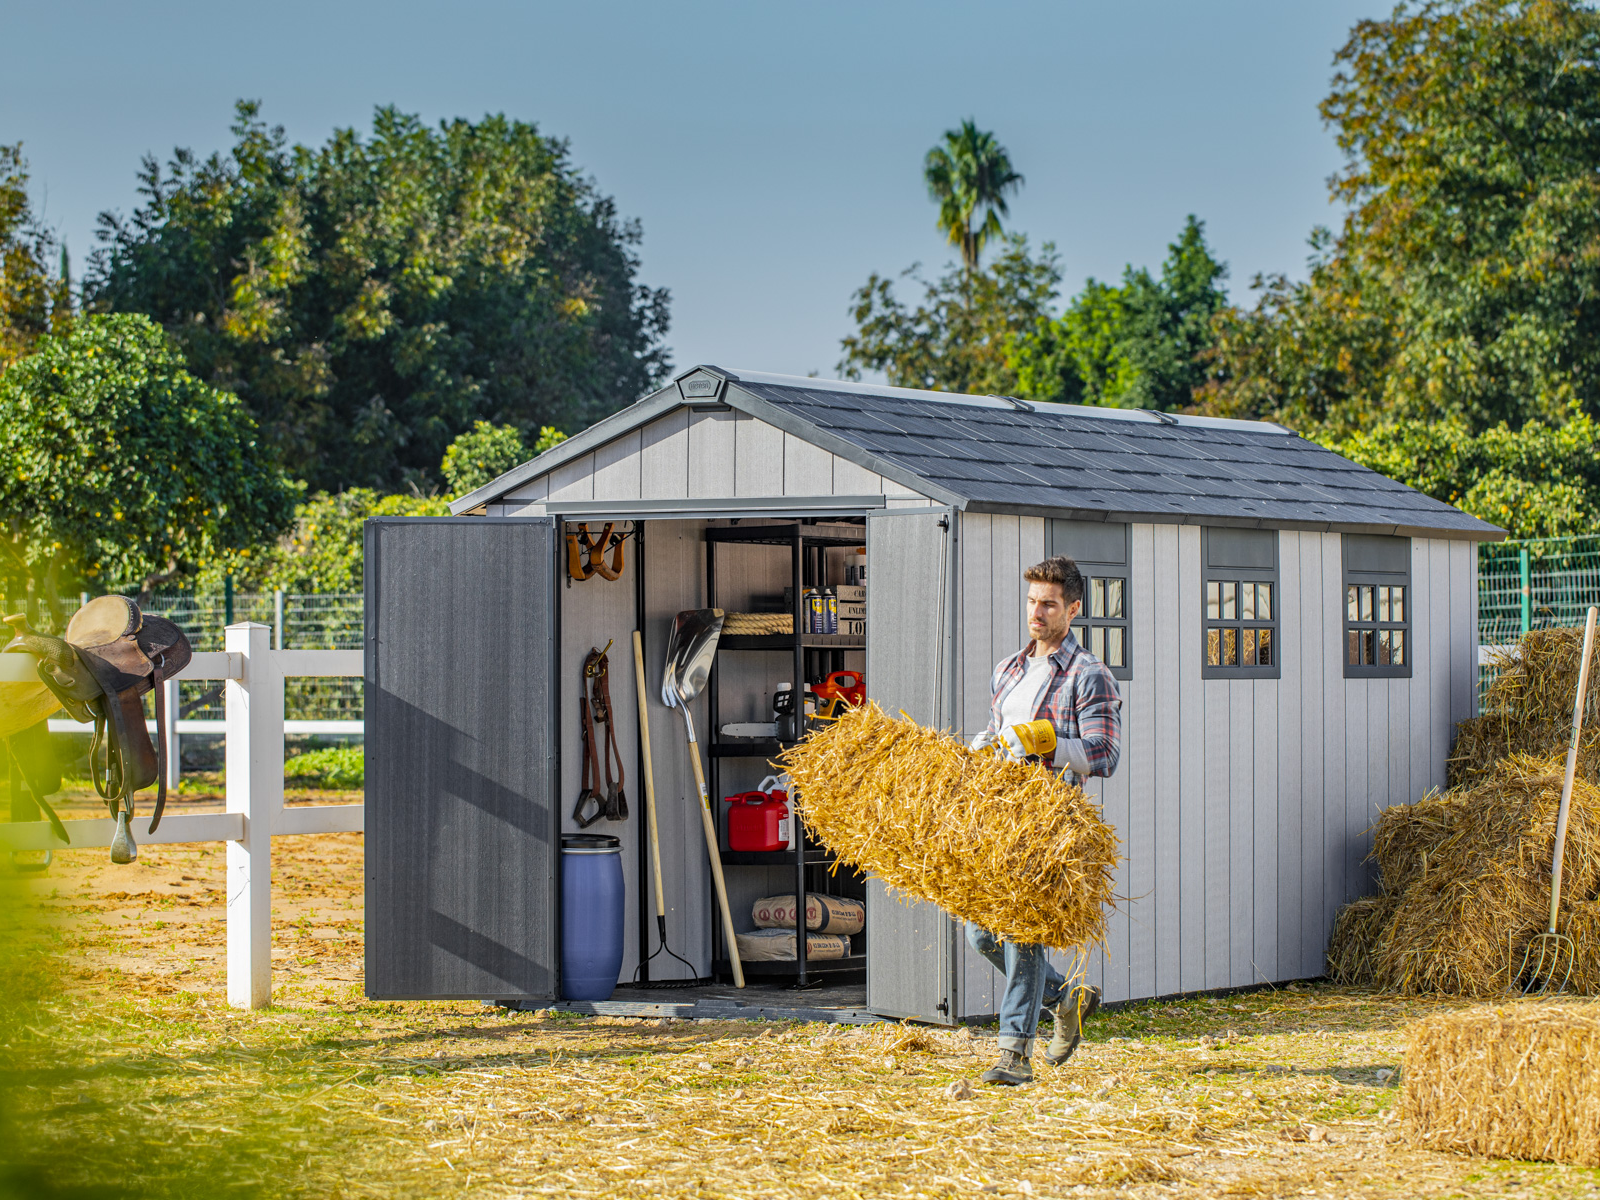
[1478,534,1600,696]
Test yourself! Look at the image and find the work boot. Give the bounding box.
[980,1048,1033,1086]
[1042,984,1101,1065]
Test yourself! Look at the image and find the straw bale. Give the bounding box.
[1325,894,1398,985]
[779,702,1117,948]
[1331,755,1600,995]
[1562,901,1600,995]
[1401,1004,1600,1165]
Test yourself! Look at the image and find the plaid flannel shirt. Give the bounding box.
[987,633,1122,782]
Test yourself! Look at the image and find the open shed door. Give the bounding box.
[365,517,560,1000]
[864,507,959,1024]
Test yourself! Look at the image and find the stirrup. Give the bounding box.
[109,808,137,864]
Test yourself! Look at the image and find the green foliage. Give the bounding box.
[1319,408,1600,539]
[837,234,1062,395]
[439,420,565,498]
[227,487,449,593]
[923,121,1025,273]
[0,145,69,369]
[284,743,364,788]
[88,101,671,493]
[0,314,297,612]
[1011,216,1228,409]
[1207,0,1600,433]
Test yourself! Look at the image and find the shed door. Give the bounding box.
[864,507,958,1025]
[364,517,560,1000]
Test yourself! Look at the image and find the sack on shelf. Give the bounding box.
[752,893,865,935]
[735,929,851,962]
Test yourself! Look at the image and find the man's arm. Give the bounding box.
[1053,665,1122,778]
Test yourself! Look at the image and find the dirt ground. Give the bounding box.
[4,781,1600,1199]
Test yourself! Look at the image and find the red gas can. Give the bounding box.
[724,775,791,852]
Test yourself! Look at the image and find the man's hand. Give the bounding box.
[999,720,1057,761]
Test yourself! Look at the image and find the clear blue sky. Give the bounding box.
[6,0,1382,382]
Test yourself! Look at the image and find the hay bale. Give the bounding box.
[1341,756,1600,996]
[779,702,1117,948]
[1402,1004,1600,1165]
[1326,894,1398,985]
[1561,901,1600,995]
[1371,788,1467,892]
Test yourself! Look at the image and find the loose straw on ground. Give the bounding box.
[780,702,1118,948]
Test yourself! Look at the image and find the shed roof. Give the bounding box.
[453,366,1504,541]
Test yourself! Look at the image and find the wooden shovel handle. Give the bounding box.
[1549,605,1598,932]
[632,632,667,920]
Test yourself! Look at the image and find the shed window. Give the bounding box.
[1344,535,1412,678]
[1048,519,1131,681]
[1202,528,1280,679]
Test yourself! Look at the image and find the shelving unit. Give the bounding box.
[705,523,867,985]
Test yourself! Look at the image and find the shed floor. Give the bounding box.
[518,980,878,1024]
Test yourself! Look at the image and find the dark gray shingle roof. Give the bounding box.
[727,373,1500,539]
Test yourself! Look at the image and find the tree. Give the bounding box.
[1324,408,1600,539]
[87,102,672,493]
[1206,0,1600,433]
[838,235,1062,394]
[227,489,449,593]
[441,420,567,498]
[1010,216,1229,409]
[0,144,70,369]
[923,121,1025,274]
[0,314,297,617]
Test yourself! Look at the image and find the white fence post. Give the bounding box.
[226,622,282,1010]
[273,590,284,650]
[163,677,181,790]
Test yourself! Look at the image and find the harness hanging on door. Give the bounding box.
[573,641,629,828]
[566,523,626,582]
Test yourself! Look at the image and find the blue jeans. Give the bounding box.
[966,922,1068,1056]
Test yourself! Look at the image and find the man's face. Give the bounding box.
[1027,581,1082,645]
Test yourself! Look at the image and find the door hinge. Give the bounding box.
[936,999,949,1015]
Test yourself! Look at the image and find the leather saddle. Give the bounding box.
[4,595,192,862]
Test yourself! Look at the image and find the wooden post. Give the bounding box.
[226,622,282,1009]
[163,677,181,790]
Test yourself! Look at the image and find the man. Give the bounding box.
[968,555,1122,1086]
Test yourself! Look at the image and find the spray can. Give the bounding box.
[824,588,838,634]
[805,588,824,634]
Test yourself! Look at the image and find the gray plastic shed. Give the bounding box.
[364,365,1502,1022]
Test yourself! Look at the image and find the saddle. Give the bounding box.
[4,595,192,862]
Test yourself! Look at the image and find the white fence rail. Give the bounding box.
[0,622,363,1010]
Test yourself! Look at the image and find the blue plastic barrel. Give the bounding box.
[561,834,626,1001]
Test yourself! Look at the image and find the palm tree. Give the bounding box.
[924,121,1025,274]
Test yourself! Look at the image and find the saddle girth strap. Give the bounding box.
[572,696,605,829]
[585,647,628,821]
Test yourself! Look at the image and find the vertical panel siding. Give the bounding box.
[1203,674,1232,989]
[1177,526,1207,993]
[1273,532,1302,981]
[592,430,643,499]
[1409,539,1435,805]
[783,433,834,495]
[1296,534,1327,978]
[958,513,994,741]
[1450,540,1477,728]
[1127,522,1158,1000]
[688,411,736,498]
[1152,523,1183,996]
[547,453,596,503]
[733,414,784,498]
[1227,681,1253,987]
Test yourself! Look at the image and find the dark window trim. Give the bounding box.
[1048,521,1132,681]
[1343,536,1413,680]
[1201,527,1282,680]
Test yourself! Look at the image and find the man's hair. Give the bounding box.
[1024,555,1084,606]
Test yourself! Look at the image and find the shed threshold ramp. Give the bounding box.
[502,982,883,1025]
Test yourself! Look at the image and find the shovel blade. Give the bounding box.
[661,609,724,709]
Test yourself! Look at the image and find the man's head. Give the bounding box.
[1024,556,1084,649]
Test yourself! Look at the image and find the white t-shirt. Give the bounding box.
[998,653,1053,729]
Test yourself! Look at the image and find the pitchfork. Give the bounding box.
[1519,604,1599,994]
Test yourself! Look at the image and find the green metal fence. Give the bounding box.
[1479,534,1600,694]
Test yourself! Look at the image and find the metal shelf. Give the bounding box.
[706,527,865,549]
[715,954,867,978]
[718,634,865,651]
[709,739,785,759]
[721,848,834,866]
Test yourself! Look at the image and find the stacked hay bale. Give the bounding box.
[1402,1005,1600,1165]
[1329,626,1600,994]
[1329,758,1600,994]
[1450,627,1600,788]
[779,702,1118,949]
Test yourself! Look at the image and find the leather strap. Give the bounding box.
[573,696,605,828]
[586,647,628,820]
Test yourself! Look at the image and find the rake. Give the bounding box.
[1519,604,1598,994]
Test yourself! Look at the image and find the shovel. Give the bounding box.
[1520,604,1598,994]
[661,609,745,988]
[631,629,697,986]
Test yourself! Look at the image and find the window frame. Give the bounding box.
[1047,519,1132,681]
[1201,527,1281,680]
[1342,534,1413,680]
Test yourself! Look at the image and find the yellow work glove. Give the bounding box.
[1000,719,1057,761]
